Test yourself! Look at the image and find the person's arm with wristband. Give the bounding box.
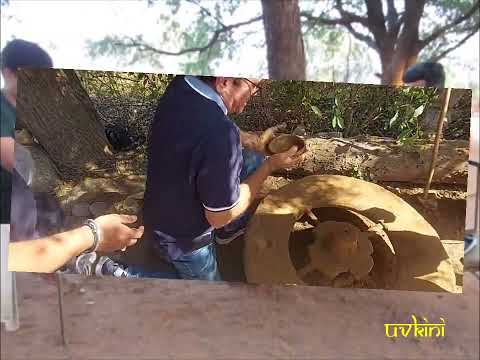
[8,214,143,273]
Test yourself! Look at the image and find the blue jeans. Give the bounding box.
[170,243,221,281]
[240,148,265,181]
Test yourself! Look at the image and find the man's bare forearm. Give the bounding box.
[205,161,272,228]
[233,160,272,218]
[8,226,94,273]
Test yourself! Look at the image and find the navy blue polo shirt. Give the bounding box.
[143,76,243,260]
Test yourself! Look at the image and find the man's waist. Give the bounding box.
[147,225,214,246]
[147,227,214,260]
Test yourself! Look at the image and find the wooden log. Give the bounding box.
[275,136,469,185]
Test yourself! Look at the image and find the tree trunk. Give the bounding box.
[23,144,60,193]
[16,68,111,180]
[275,137,469,185]
[380,0,425,85]
[261,0,306,80]
[382,45,419,85]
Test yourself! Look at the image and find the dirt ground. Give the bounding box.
[1,271,478,359]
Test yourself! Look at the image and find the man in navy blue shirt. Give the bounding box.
[143,75,304,281]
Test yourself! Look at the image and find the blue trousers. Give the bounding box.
[171,243,221,281]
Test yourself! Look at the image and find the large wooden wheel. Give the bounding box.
[244,175,456,292]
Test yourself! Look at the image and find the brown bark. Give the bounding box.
[381,0,425,85]
[24,144,60,193]
[275,136,469,185]
[16,68,111,180]
[261,0,306,80]
[382,50,419,86]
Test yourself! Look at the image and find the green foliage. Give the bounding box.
[77,70,173,101]
[179,0,247,74]
[350,163,363,180]
[386,87,438,144]
[421,2,479,61]
[350,163,373,181]
[86,0,249,75]
[233,80,452,144]
[77,73,469,146]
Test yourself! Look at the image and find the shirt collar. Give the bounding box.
[184,76,228,115]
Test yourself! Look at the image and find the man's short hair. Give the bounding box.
[1,39,53,72]
[403,62,445,88]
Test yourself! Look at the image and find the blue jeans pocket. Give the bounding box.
[172,243,221,281]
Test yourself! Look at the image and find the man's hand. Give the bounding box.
[94,214,144,253]
[266,145,305,172]
[240,123,287,154]
[257,123,288,154]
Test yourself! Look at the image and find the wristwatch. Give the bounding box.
[82,219,100,253]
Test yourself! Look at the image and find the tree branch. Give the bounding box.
[365,0,388,49]
[300,5,376,50]
[390,13,404,40]
[344,23,377,49]
[300,11,350,26]
[429,24,479,62]
[386,0,398,32]
[185,0,226,29]
[421,0,480,46]
[300,1,369,28]
[111,15,262,56]
[334,0,369,26]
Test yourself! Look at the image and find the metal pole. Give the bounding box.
[56,272,67,346]
[423,88,452,199]
[1,225,20,332]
